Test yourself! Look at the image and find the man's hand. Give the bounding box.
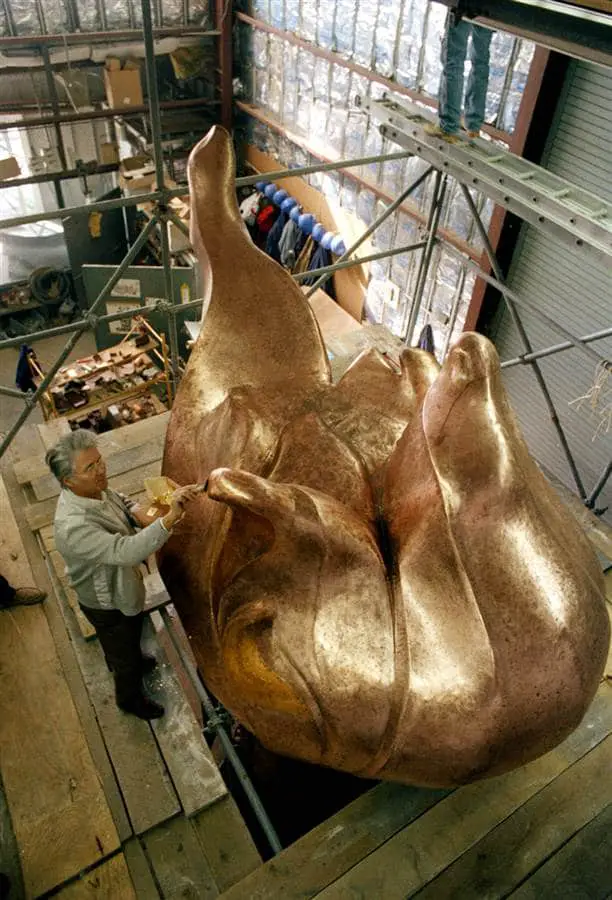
[162,484,204,531]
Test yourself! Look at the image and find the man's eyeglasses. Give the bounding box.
[77,456,105,475]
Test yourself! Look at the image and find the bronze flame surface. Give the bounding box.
[160,126,610,787]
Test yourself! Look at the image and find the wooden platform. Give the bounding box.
[4,398,612,899]
[1,416,261,898]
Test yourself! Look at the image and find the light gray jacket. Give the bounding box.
[54,488,170,616]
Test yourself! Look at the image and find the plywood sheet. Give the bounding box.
[415,735,612,900]
[143,817,218,900]
[0,474,35,587]
[246,146,367,322]
[145,613,227,817]
[316,685,612,899]
[53,853,136,899]
[0,604,119,897]
[70,634,180,835]
[193,796,262,893]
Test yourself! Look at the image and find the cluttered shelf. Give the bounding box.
[26,317,173,433]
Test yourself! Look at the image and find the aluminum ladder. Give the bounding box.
[356,93,612,264]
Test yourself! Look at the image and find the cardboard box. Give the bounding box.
[99,142,119,165]
[104,68,143,109]
[119,155,156,195]
[169,220,191,253]
[0,156,21,180]
[105,56,121,71]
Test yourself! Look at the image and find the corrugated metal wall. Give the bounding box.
[493,61,612,516]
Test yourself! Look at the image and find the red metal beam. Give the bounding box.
[463,45,552,332]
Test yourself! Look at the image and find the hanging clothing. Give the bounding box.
[278,218,302,269]
[417,323,435,354]
[15,344,37,393]
[253,203,278,249]
[239,190,263,228]
[302,244,336,300]
[293,235,315,276]
[265,211,288,262]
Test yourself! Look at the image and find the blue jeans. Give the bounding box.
[439,19,492,134]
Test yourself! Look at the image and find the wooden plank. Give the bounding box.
[509,802,612,900]
[14,412,170,486]
[40,523,55,551]
[143,816,218,900]
[0,765,25,899]
[31,433,165,502]
[144,613,227,816]
[0,607,120,897]
[68,632,181,835]
[49,549,97,641]
[315,685,612,900]
[37,418,71,451]
[0,474,35,586]
[193,796,262,893]
[122,838,161,900]
[414,735,612,900]
[220,784,449,900]
[1,465,132,846]
[53,853,136,899]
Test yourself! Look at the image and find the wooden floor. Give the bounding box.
[1,405,611,899]
[0,416,261,899]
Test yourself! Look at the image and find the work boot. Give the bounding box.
[119,695,165,720]
[0,587,47,609]
[0,873,11,900]
[140,654,158,674]
[424,123,459,143]
[106,656,157,675]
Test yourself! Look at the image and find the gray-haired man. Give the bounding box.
[46,429,200,720]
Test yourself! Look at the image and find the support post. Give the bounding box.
[140,0,181,392]
[586,459,612,511]
[461,183,588,501]
[40,45,68,208]
[403,171,447,344]
[500,327,612,369]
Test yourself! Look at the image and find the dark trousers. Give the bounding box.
[80,606,145,707]
[0,574,15,607]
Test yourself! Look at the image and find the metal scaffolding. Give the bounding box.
[0,0,610,864]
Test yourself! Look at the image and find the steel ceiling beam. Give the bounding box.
[433,0,612,68]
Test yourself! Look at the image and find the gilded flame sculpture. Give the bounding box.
[160,126,610,787]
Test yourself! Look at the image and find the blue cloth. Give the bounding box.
[417,324,435,354]
[438,18,492,134]
[303,244,336,300]
[15,344,36,393]
[265,211,288,262]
